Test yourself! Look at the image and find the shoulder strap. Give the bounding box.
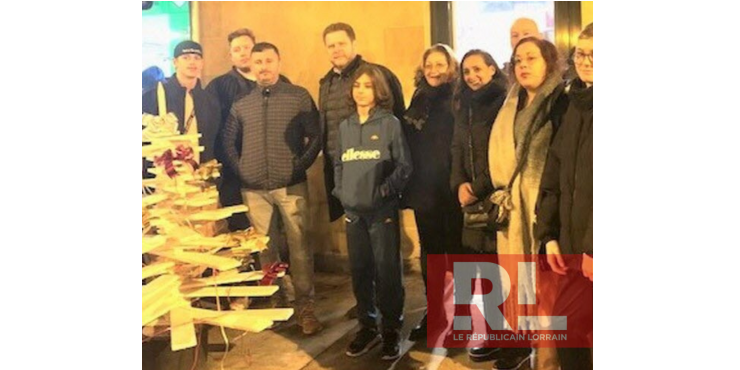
[156,81,167,117]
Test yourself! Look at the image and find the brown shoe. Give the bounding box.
[296,301,323,335]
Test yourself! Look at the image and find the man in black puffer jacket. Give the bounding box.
[319,23,407,322]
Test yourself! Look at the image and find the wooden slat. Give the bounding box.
[142,179,157,188]
[161,226,199,239]
[151,250,241,271]
[142,275,180,307]
[142,193,169,207]
[142,235,167,254]
[172,191,219,205]
[180,271,286,289]
[187,205,248,222]
[189,307,293,332]
[229,238,269,254]
[142,149,205,161]
[197,315,272,333]
[190,307,294,321]
[142,262,175,280]
[148,133,201,142]
[142,290,185,326]
[177,234,229,247]
[170,306,197,351]
[159,183,203,195]
[182,286,278,298]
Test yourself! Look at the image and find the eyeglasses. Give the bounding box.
[574,52,593,64]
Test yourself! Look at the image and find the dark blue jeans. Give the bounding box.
[345,201,405,331]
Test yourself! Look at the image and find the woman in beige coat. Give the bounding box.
[487,37,568,370]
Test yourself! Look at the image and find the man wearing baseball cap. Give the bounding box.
[142,40,221,165]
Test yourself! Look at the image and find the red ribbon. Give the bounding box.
[153,145,200,178]
[154,150,177,178]
[175,145,199,171]
[259,262,289,286]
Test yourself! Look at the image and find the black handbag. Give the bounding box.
[462,197,497,230]
[461,105,507,231]
[461,181,515,232]
[461,100,549,231]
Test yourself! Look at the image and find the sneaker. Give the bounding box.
[381,329,401,361]
[346,327,381,357]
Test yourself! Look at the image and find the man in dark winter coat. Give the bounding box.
[318,22,407,321]
[222,42,323,335]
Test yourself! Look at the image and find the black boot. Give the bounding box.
[469,347,502,362]
[492,348,532,370]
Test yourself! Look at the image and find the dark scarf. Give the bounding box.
[569,78,593,112]
[404,80,453,130]
[458,75,508,126]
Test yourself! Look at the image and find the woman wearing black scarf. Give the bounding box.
[402,44,462,342]
[449,49,508,362]
[451,50,508,254]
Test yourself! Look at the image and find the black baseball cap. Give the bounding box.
[173,40,203,58]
